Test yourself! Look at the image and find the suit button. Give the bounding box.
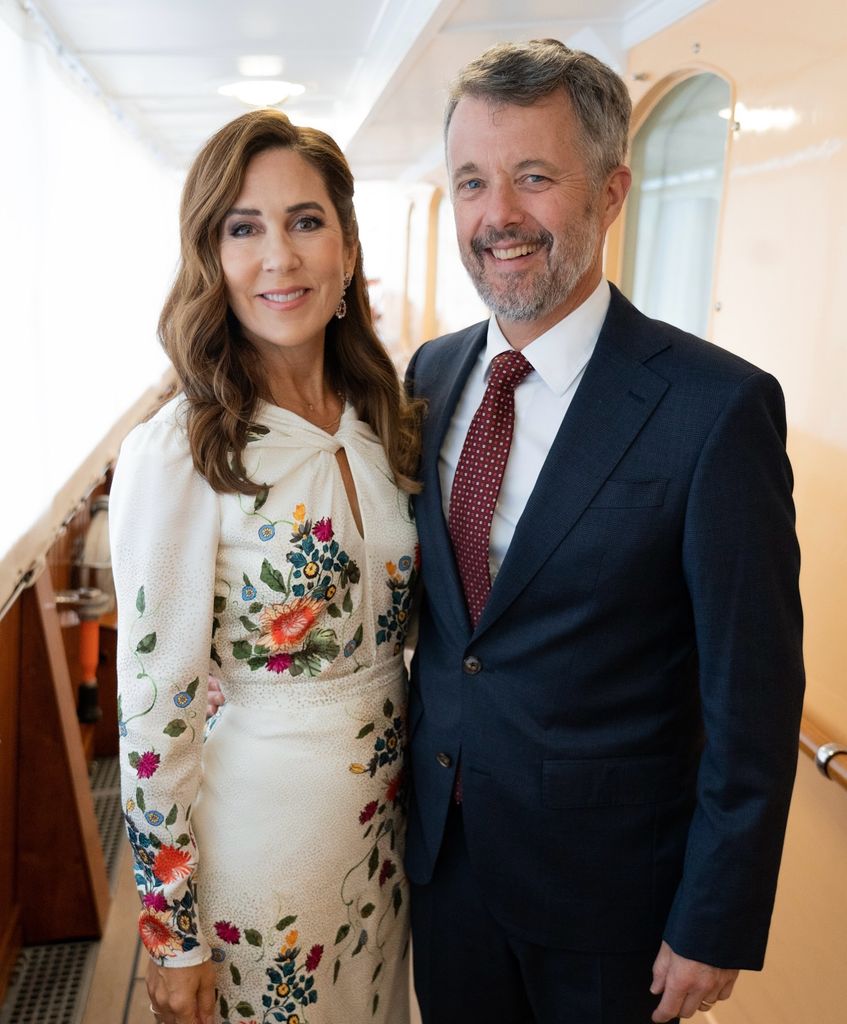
[463,656,482,674]
[436,752,452,768]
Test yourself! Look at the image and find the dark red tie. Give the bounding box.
[449,349,533,625]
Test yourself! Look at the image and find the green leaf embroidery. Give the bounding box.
[165,804,177,826]
[392,883,403,915]
[247,656,268,671]
[244,929,262,947]
[136,587,145,614]
[176,833,189,846]
[186,678,199,700]
[229,962,241,986]
[136,632,157,654]
[353,623,364,646]
[333,959,341,983]
[367,846,379,880]
[334,923,350,944]
[128,751,140,769]
[260,558,287,593]
[234,1002,254,1017]
[327,603,341,618]
[210,645,222,668]
[248,601,263,614]
[304,627,340,662]
[232,640,253,660]
[352,930,368,956]
[164,720,187,737]
[342,588,353,614]
[372,962,383,982]
[239,616,259,633]
[276,914,298,931]
[136,787,146,812]
[383,697,394,718]
[373,993,379,1015]
[360,902,375,918]
[213,595,226,614]
[356,723,375,739]
[253,484,270,512]
[220,995,229,1018]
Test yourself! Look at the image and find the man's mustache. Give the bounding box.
[470,228,553,258]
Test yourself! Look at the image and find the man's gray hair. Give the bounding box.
[444,38,632,186]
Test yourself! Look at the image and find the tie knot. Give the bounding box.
[487,350,533,392]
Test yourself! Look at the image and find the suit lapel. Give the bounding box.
[416,323,488,638]
[473,292,670,638]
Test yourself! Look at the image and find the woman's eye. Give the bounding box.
[294,215,323,231]
[228,222,255,237]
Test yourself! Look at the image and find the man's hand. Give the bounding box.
[651,941,739,1021]
[147,959,216,1024]
[206,675,226,719]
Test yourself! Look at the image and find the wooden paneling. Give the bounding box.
[0,602,22,1002]
[17,571,110,943]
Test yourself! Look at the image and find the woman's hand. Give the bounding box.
[206,674,226,719]
[147,959,216,1024]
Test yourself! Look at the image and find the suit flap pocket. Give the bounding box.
[542,756,686,808]
[589,479,667,508]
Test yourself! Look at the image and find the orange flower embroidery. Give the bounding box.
[152,844,193,884]
[258,598,323,653]
[138,908,181,958]
[293,503,306,523]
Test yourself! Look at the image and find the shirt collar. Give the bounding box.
[483,277,611,397]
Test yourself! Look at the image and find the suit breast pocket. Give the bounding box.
[588,479,667,509]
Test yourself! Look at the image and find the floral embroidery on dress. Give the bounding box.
[376,544,419,654]
[227,504,363,678]
[209,911,324,1023]
[124,805,200,960]
[333,699,408,1014]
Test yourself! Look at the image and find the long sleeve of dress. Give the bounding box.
[110,403,220,966]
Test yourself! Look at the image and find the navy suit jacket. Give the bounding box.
[405,285,804,969]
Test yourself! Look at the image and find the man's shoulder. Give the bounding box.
[411,320,487,371]
[607,287,773,388]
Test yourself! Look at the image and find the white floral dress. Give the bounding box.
[110,397,417,1024]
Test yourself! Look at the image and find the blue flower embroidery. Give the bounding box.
[398,555,413,571]
[144,810,165,826]
[173,691,193,708]
[258,524,276,541]
[241,584,257,601]
[211,947,226,963]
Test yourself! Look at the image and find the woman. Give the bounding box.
[110,109,420,1024]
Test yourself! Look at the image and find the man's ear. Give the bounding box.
[601,165,632,231]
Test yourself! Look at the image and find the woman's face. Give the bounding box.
[219,147,355,359]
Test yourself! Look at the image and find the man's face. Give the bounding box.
[447,93,622,343]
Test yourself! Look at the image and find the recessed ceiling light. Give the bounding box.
[237,55,285,78]
[218,80,306,107]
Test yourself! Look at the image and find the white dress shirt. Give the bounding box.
[439,277,611,579]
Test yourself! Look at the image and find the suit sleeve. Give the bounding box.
[110,411,219,966]
[664,370,805,969]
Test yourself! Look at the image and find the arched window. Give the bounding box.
[621,73,731,337]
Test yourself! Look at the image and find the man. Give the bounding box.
[404,39,804,1024]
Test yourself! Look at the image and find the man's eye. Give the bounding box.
[460,179,482,192]
[524,174,548,184]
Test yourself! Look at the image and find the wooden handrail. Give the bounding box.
[799,715,847,792]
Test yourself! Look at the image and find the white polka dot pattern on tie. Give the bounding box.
[448,349,533,626]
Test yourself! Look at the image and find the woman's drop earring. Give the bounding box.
[335,272,352,319]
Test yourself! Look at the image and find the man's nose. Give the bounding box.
[484,181,525,231]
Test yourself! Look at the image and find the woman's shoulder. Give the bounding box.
[119,395,193,466]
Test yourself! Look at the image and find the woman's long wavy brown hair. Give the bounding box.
[159,108,421,495]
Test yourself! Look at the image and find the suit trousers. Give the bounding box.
[410,801,677,1024]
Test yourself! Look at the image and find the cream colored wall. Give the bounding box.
[625,2,847,1020]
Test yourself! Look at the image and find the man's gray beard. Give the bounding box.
[462,219,598,323]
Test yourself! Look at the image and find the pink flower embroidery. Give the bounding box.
[136,751,161,779]
[214,920,241,944]
[142,891,168,911]
[385,769,404,804]
[313,517,334,542]
[267,653,294,673]
[359,800,378,824]
[305,943,324,972]
[378,859,396,887]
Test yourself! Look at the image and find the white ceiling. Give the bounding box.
[22,0,710,182]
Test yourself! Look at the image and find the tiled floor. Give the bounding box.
[80,845,423,1024]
